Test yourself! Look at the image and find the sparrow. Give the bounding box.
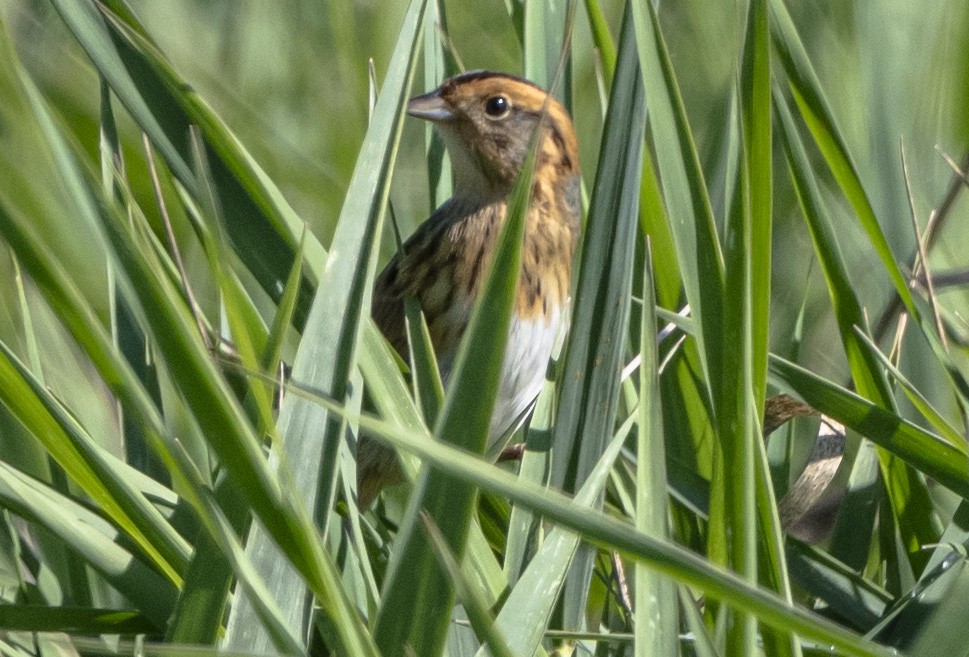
[357,70,581,507]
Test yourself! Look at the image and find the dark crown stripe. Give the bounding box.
[445,69,546,93]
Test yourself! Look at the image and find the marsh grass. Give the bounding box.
[0,0,967,656]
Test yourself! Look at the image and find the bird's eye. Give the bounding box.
[484,95,510,118]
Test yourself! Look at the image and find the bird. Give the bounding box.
[357,70,582,508]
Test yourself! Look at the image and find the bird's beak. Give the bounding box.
[407,90,454,122]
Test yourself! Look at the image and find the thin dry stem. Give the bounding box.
[901,142,948,349]
[874,149,969,341]
[611,552,633,619]
[142,134,212,350]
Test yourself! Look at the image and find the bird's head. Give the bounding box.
[408,71,580,204]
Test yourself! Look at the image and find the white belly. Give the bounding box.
[435,301,563,448]
[488,308,562,444]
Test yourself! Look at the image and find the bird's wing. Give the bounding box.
[371,257,408,357]
[371,199,461,359]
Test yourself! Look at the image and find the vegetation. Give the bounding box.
[0,0,967,655]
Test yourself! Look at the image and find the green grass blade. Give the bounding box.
[741,3,799,653]
[876,551,969,655]
[0,340,189,580]
[854,328,967,453]
[581,0,616,86]
[358,324,429,438]
[422,0,454,208]
[166,471,258,644]
[716,104,757,657]
[262,232,305,373]
[775,90,939,570]
[422,516,516,657]
[770,2,968,410]
[187,131,276,440]
[631,0,725,390]
[223,0,427,650]
[105,150,380,657]
[785,539,889,632]
[15,55,378,657]
[548,3,644,628]
[635,245,678,656]
[336,410,897,657]
[404,298,445,428]
[480,416,633,657]
[0,461,175,627]
[767,355,969,499]
[165,440,306,656]
[638,148,681,309]
[754,434,801,657]
[742,0,772,409]
[50,0,320,324]
[768,0,917,320]
[503,377,556,586]
[0,606,154,635]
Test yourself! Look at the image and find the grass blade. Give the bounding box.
[333,408,898,657]
[768,355,969,499]
[775,90,939,571]
[223,0,427,649]
[768,0,916,320]
[631,0,724,390]
[0,461,175,627]
[51,0,320,324]
[634,244,678,656]
[548,3,644,628]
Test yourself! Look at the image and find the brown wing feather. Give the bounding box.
[359,200,467,507]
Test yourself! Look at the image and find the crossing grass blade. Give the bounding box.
[0,461,175,627]
[585,0,682,308]
[317,406,898,657]
[0,339,189,583]
[854,329,967,453]
[873,550,969,655]
[767,356,969,499]
[477,415,633,657]
[11,37,380,657]
[785,539,890,632]
[422,517,515,657]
